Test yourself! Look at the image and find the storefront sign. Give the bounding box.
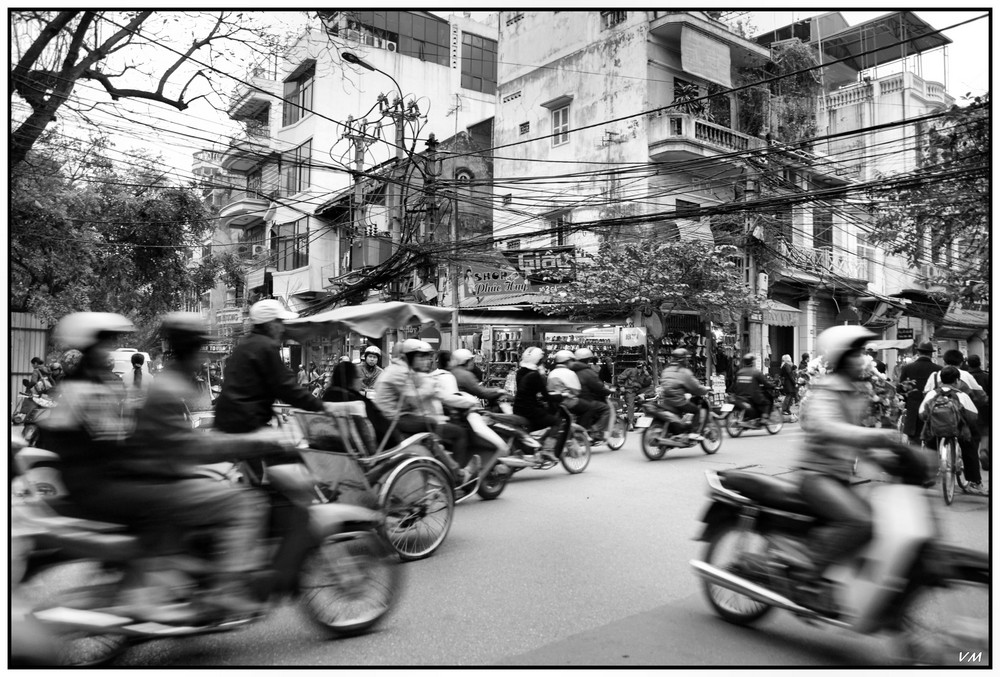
[619,327,647,347]
[501,246,578,284]
[462,265,532,297]
[896,328,914,340]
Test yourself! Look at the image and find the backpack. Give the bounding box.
[923,387,966,440]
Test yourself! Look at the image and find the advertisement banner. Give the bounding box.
[619,327,647,347]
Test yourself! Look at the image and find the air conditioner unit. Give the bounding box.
[373,37,384,49]
[252,244,267,256]
[365,33,376,46]
[385,41,397,52]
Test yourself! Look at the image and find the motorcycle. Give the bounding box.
[12,380,56,447]
[635,394,723,460]
[479,392,592,493]
[724,390,783,437]
[688,446,989,665]
[11,433,403,666]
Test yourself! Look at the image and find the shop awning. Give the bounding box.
[866,339,913,351]
[457,311,570,326]
[762,300,801,327]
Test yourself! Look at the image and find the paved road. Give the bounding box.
[113,422,990,667]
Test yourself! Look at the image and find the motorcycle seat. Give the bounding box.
[719,470,813,515]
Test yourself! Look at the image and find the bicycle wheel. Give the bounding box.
[939,439,956,505]
[378,461,454,561]
[560,427,591,474]
[700,418,723,455]
[954,442,970,493]
[299,531,401,637]
[725,410,744,438]
[640,422,667,461]
[764,408,784,435]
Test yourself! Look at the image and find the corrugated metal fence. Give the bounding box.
[10,312,49,415]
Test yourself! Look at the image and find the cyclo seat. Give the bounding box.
[718,470,814,515]
[486,412,529,428]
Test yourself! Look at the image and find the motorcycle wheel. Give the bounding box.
[560,427,591,474]
[640,423,667,461]
[476,461,509,501]
[379,462,455,561]
[895,573,989,665]
[725,410,745,438]
[939,438,957,505]
[701,523,774,626]
[300,531,402,637]
[700,419,723,455]
[19,561,130,666]
[764,408,784,435]
[605,417,627,450]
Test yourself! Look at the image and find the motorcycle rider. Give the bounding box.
[373,339,473,482]
[512,347,559,461]
[430,350,507,464]
[658,348,709,437]
[547,350,583,406]
[450,348,508,404]
[795,326,931,614]
[569,348,613,439]
[733,353,775,424]
[359,346,384,392]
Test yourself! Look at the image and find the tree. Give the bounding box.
[9,10,302,167]
[865,94,990,305]
[540,240,760,372]
[10,131,220,346]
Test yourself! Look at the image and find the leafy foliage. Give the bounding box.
[540,239,760,370]
[10,131,219,345]
[865,94,990,305]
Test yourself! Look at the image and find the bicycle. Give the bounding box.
[937,433,969,505]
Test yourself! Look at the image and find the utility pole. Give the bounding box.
[380,95,422,242]
[451,176,460,349]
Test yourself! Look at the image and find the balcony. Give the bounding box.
[648,12,770,68]
[220,126,274,174]
[648,112,764,168]
[227,69,281,120]
[777,241,869,281]
[219,190,270,230]
[823,71,954,112]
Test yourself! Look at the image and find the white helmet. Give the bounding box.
[553,350,575,365]
[520,347,545,368]
[248,299,298,324]
[816,326,878,372]
[574,347,595,362]
[53,312,134,351]
[452,348,474,366]
[363,346,382,357]
[400,339,433,355]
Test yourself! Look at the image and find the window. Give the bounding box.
[281,140,311,195]
[282,62,314,127]
[247,168,263,198]
[812,207,833,250]
[601,11,627,29]
[461,32,497,93]
[519,122,530,135]
[676,199,700,222]
[857,233,877,281]
[775,205,793,243]
[272,218,309,272]
[551,105,570,146]
[549,212,570,246]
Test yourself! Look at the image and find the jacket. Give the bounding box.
[658,364,707,407]
[359,363,383,389]
[733,367,771,404]
[373,359,441,419]
[797,373,889,482]
[452,366,505,401]
[513,367,550,417]
[617,366,652,393]
[214,328,324,433]
[547,366,581,398]
[429,369,479,411]
[569,362,612,402]
[779,361,798,394]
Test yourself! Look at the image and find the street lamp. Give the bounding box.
[341,51,403,105]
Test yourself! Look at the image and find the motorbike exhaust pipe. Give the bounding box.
[689,560,851,628]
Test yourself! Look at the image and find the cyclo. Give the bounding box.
[281,302,493,562]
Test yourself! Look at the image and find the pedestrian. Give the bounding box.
[617,360,652,431]
[121,352,151,407]
[308,361,321,382]
[897,342,941,445]
[798,352,811,371]
[599,356,614,386]
[27,357,52,395]
[359,346,384,393]
[779,354,798,416]
[296,363,309,386]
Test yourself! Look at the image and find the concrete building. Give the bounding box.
[203,11,498,360]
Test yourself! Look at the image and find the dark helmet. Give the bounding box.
[742,353,756,367]
[670,348,690,362]
[160,312,211,356]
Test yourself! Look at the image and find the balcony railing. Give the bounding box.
[825,72,953,110]
[777,241,869,280]
[649,112,765,159]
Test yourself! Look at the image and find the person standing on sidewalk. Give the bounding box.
[617,360,652,431]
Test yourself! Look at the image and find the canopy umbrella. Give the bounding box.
[284,301,455,341]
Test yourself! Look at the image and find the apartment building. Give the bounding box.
[203,11,498,357]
